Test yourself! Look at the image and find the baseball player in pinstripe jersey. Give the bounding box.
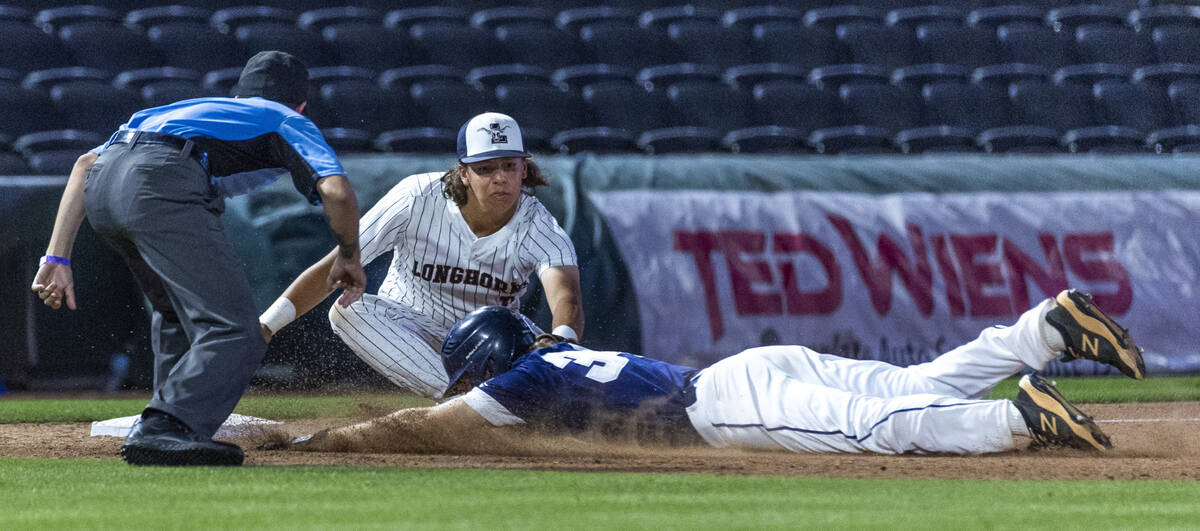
[259,112,584,398]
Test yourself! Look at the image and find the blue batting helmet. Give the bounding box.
[441,306,537,388]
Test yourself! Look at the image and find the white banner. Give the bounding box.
[589,190,1200,375]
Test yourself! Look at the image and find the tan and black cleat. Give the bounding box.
[1045,289,1145,380]
[1014,374,1112,451]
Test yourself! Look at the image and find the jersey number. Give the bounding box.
[541,350,629,383]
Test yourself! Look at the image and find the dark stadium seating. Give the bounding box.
[13,129,106,174]
[0,0,1197,164]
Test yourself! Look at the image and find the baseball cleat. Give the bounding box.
[1045,289,1145,380]
[1014,374,1111,451]
[121,410,244,466]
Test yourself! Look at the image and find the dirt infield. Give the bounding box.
[3,402,1199,480]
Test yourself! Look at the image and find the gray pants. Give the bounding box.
[84,142,266,438]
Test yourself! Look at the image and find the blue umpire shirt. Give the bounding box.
[469,342,699,434]
[90,96,345,204]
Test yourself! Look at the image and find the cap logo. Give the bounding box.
[478,122,509,144]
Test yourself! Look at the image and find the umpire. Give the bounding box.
[30,51,367,466]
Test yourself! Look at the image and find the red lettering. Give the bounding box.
[774,233,841,314]
[1003,234,1067,311]
[828,215,933,316]
[720,231,782,316]
[932,235,965,316]
[1064,233,1131,313]
[674,231,725,340]
[951,234,1011,317]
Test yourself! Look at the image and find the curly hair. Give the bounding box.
[440,159,549,207]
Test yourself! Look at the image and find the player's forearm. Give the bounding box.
[280,250,338,316]
[44,153,98,258]
[316,174,361,260]
[543,266,585,338]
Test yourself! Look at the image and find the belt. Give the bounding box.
[109,130,208,168]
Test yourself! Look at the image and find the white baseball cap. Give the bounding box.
[456,112,530,163]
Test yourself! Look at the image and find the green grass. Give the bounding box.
[0,394,432,424]
[1,458,1199,530]
[985,375,1200,403]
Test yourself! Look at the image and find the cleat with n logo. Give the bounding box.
[1045,289,1146,380]
[1014,374,1111,451]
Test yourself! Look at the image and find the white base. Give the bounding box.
[90,413,281,439]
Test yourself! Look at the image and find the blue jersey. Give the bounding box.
[91,97,345,204]
[464,343,700,439]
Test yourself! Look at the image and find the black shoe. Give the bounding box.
[1045,289,1145,380]
[1014,374,1112,451]
[121,410,244,466]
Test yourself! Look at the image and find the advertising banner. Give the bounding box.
[589,189,1200,375]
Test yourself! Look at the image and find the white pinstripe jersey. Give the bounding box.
[358,172,577,334]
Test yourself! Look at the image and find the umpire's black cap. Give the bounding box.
[233,51,309,107]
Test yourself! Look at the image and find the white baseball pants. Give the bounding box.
[686,299,1059,455]
[328,294,450,398]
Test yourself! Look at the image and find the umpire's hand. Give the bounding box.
[31,262,77,310]
[328,252,366,307]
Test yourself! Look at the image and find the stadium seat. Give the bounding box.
[383,7,470,33]
[1008,79,1097,131]
[1046,5,1127,33]
[976,125,1062,153]
[146,22,244,73]
[202,67,243,97]
[25,68,141,135]
[637,126,723,154]
[637,63,722,91]
[750,21,845,70]
[724,63,806,91]
[1052,64,1130,86]
[895,126,978,153]
[1129,5,1200,33]
[555,6,637,35]
[300,7,420,71]
[808,64,890,90]
[578,24,683,70]
[664,19,754,68]
[0,13,72,73]
[808,125,896,154]
[722,126,810,153]
[1073,25,1156,66]
[14,129,107,174]
[409,79,495,129]
[582,80,671,134]
[1133,63,1200,88]
[1147,125,1200,153]
[551,127,639,154]
[379,65,465,93]
[892,63,971,91]
[471,7,555,32]
[36,6,164,73]
[410,23,510,69]
[494,82,585,142]
[495,23,587,70]
[308,66,407,134]
[838,82,923,133]
[114,67,207,108]
[33,5,122,32]
[233,23,336,68]
[466,64,552,90]
[638,5,721,32]
[750,80,840,131]
[886,6,964,28]
[914,23,1000,68]
[721,6,804,32]
[664,81,753,132]
[804,6,885,29]
[972,63,1051,86]
[1151,26,1200,64]
[966,6,1045,28]
[551,64,637,91]
[996,22,1076,68]
[836,22,918,68]
[1062,126,1148,153]
[124,5,211,30]
[1169,80,1200,124]
[921,81,1011,133]
[0,80,64,136]
[375,128,457,153]
[321,127,375,153]
[210,6,296,34]
[0,146,32,174]
[1094,80,1177,133]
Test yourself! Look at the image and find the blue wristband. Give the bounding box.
[41,255,70,266]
